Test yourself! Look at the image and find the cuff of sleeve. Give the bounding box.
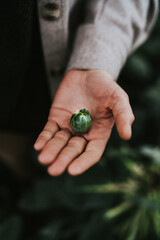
[66,24,131,80]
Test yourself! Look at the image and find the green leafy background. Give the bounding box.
[0,8,160,240]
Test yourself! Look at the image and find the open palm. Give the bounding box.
[34,70,134,176]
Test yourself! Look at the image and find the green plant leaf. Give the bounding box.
[104,201,132,219]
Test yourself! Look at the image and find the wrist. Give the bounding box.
[65,69,114,82]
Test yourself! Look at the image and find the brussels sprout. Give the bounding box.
[70,109,92,134]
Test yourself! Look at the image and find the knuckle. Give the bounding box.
[39,130,51,139]
[68,140,81,150]
[73,136,87,144]
[112,88,130,107]
[54,130,70,141]
[115,87,129,102]
[68,137,86,151]
[46,118,53,126]
[121,91,129,101]
[44,125,53,132]
[113,86,128,99]
[131,114,135,123]
[46,119,57,130]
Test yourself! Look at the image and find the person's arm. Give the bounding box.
[67,0,159,80]
[34,0,159,176]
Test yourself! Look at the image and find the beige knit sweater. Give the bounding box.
[38,0,159,96]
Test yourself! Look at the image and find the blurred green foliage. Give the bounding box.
[0,8,160,240]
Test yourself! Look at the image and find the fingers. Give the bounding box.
[111,90,135,140]
[48,136,87,176]
[38,129,71,164]
[39,122,112,177]
[68,137,110,176]
[34,120,59,150]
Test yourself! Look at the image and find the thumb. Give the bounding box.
[111,90,135,140]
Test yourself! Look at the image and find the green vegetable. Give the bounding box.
[70,109,92,134]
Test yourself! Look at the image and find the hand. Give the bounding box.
[34,70,135,176]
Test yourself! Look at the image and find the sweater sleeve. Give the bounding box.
[66,0,159,80]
